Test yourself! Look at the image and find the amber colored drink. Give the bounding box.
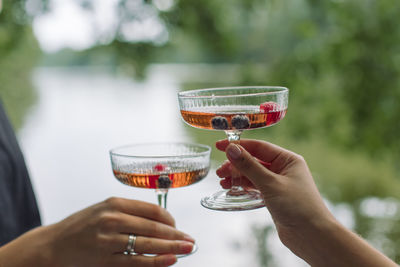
[180,108,287,130]
[113,167,209,189]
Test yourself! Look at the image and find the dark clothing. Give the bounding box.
[0,101,41,246]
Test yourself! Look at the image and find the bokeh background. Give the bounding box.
[1,0,400,266]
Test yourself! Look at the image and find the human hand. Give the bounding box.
[215,139,335,252]
[44,197,194,267]
[215,139,399,267]
[216,157,271,190]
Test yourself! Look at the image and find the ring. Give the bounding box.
[124,234,137,255]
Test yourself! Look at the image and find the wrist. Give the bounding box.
[297,216,343,265]
[34,224,59,266]
[277,215,341,265]
[0,225,59,267]
[282,216,398,267]
[20,226,58,266]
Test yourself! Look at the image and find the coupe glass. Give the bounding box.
[110,142,211,255]
[178,86,288,211]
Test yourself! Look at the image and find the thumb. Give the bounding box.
[225,143,276,189]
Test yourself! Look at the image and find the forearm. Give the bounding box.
[290,218,398,267]
[0,226,55,267]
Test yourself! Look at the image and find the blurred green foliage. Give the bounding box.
[58,0,400,164]
[1,0,400,265]
[258,0,400,162]
[0,0,39,130]
[172,0,400,262]
[162,0,400,163]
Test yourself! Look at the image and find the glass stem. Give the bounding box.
[226,130,245,196]
[156,189,168,209]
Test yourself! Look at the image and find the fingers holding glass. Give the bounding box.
[219,176,254,190]
[115,213,195,243]
[103,198,176,228]
[112,234,194,255]
[216,162,253,189]
[216,160,267,190]
[216,139,292,172]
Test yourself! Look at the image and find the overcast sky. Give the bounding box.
[32,0,171,53]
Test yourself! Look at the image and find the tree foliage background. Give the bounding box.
[0,0,39,129]
[1,0,400,265]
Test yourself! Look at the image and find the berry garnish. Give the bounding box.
[158,175,172,188]
[260,102,279,113]
[231,115,250,129]
[211,116,229,130]
[154,163,166,172]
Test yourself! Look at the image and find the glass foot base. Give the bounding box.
[201,189,265,211]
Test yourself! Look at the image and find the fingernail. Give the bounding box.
[227,144,242,160]
[183,234,195,243]
[179,241,194,254]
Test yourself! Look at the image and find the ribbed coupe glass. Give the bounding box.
[110,142,211,208]
[178,86,288,211]
[110,142,211,256]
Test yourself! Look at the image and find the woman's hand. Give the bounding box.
[216,139,334,239]
[216,139,336,257]
[0,198,194,267]
[215,139,398,267]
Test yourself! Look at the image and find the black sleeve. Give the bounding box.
[0,100,41,246]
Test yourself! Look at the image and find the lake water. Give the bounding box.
[18,65,308,267]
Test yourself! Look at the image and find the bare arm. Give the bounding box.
[216,139,398,267]
[0,226,53,266]
[298,219,397,267]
